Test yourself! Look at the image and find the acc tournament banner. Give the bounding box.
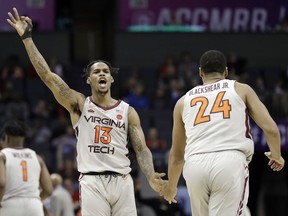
[0,0,55,31]
[252,121,288,152]
[119,0,288,32]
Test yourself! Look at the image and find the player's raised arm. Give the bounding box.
[7,8,85,114]
[128,106,165,192]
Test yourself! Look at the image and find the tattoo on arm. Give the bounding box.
[28,43,51,82]
[129,124,154,180]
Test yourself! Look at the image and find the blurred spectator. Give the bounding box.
[168,78,185,109]
[146,127,167,173]
[178,51,199,90]
[124,82,149,110]
[49,173,75,216]
[226,52,246,76]
[48,57,65,78]
[50,115,70,138]
[0,54,25,80]
[159,56,178,86]
[254,75,267,102]
[120,68,141,97]
[58,159,79,183]
[1,81,30,122]
[31,99,52,121]
[152,85,169,110]
[53,125,77,171]
[63,177,80,207]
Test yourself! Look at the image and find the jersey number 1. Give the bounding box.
[20,160,28,182]
[191,91,231,126]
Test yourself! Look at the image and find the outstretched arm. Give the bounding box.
[7,8,85,118]
[128,107,165,192]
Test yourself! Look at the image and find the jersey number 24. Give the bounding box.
[191,91,231,126]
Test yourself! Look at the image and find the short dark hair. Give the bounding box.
[82,60,119,78]
[200,50,227,74]
[3,120,27,137]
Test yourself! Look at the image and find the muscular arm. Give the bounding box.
[168,97,186,188]
[7,8,85,124]
[128,107,155,180]
[235,82,284,171]
[23,39,85,113]
[236,83,281,159]
[37,155,53,200]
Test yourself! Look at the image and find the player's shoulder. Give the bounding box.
[234,81,254,93]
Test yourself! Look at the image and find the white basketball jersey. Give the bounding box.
[1,148,41,201]
[182,79,254,162]
[74,97,131,174]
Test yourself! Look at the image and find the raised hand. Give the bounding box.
[7,7,33,39]
[264,152,285,171]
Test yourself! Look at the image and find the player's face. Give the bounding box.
[87,62,114,94]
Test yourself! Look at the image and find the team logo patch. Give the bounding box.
[117,114,122,120]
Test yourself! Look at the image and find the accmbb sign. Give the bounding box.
[0,0,54,31]
[251,121,288,152]
[119,0,288,32]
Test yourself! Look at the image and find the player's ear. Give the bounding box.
[111,77,114,83]
[199,67,204,78]
[86,77,91,84]
[224,67,228,77]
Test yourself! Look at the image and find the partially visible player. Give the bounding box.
[160,50,285,216]
[0,120,53,216]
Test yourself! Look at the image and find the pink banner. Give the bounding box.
[0,0,55,31]
[118,0,288,32]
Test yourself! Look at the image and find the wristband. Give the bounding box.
[21,22,33,40]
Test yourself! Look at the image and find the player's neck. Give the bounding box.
[91,94,117,107]
[202,74,225,85]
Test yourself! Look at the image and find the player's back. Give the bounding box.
[1,147,41,200]
[182,79,254,161]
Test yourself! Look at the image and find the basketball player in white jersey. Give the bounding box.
[7,8,165,216]
[0,120,53,216]
[159,50,285,216]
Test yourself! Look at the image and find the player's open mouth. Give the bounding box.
[99,79,107,87]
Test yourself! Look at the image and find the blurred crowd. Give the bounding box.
[0,50,288,215]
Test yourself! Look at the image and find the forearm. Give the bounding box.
[168,153,184,188]
[22,38,52,83]
[40,190,51,200]
[265,129,281,158]
[136,148,155,180]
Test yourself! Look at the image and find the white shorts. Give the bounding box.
[79,173,137,216]
[183,150,249,216]
[0,197,44,216]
